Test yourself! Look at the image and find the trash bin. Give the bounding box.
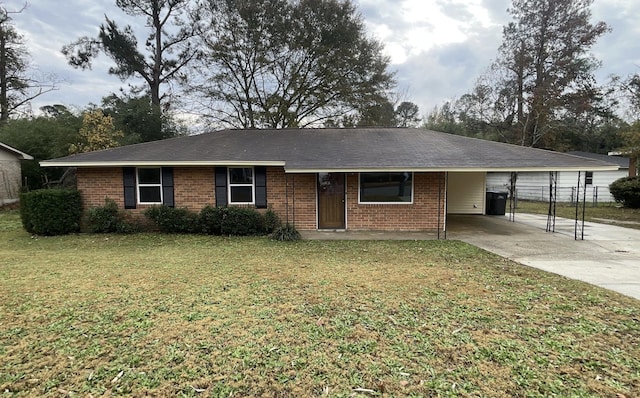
[486,191,507,215]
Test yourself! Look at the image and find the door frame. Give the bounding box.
[316,172,346,230]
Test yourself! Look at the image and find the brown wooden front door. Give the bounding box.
[318,172,345,229]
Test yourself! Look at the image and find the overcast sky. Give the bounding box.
[8,0,640,118]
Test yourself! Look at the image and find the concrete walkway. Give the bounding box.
[448,214,640,301]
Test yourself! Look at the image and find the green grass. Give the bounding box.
[515,200,640,229]
[1,209,639,397]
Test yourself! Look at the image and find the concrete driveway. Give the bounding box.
[447,214,640,301]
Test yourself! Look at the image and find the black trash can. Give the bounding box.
[486,191,507,215]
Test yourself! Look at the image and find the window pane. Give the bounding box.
[138,168,161,184]
[360,172,412,202]
[230,186,253,203]
[139,186,162,203]
[585,171,593,185]
[229,168,253,184]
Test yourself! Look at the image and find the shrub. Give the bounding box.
[199,205,224,235]
[609,176,640,208]
[219,206,265,236]
[271,223,302,241]
[144,206,200,233]
[263,208,282,233]
[87,198,140,233]
[20,189,82,235]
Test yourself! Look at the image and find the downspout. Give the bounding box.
[285,173,289,224]
[444,172,448,240]
[292,175,296,227]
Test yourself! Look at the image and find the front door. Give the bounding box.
[318,172,345,229]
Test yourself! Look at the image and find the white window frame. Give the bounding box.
[228,167,255,205]
[137,167,163,205]
[585,171,594,185]
[358,172,414,204]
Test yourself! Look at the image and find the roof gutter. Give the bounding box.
[39,161,619,173]
[284,166,620,173]
[39,160,287,168]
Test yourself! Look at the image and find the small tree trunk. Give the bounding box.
[0,30,8,122]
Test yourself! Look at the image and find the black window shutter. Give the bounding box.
[123,167,137,209]
[215,167,228,206]
[162,167,174,207]
[255,166,267,209]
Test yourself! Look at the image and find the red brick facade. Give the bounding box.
[77,166,446,231]
[346,172,445,231]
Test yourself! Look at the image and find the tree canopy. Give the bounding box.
[0,4,58,122]
[69,110,124,154]
[456,0,610,148]
[185,0,395,129]
[62,0,197,111]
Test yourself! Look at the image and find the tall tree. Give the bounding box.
[395,101,421,127]
[101,93,183,143]
[0,5,57,122]
[612,73,640,173]
[69,110,124,154]
[62,0,197,128]
[186,0,395,129]
[464,0,609,148]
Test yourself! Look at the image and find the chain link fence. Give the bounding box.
[487,185,615,206]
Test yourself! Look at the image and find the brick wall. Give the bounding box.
[346,172,446,231]
[266,167,316,230]
[76,167,445,231]
[174,167,215,211]
[77,168,125,209]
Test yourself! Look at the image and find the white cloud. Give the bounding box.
[2,0,637,119]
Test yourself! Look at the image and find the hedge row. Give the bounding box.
[19,192,299,240]
[144,205,282,236]
[20,189,82,235]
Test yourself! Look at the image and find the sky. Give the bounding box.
[7,0,640,119]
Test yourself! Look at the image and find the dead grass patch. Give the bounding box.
[0,210,639,397]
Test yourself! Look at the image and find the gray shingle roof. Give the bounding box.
[566,151,629,169]
[41,128,618,172]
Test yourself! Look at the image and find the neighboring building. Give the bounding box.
[41,128,617,232]
[0,142,33,206]
[487,151,630,203]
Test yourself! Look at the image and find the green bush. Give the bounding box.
[199,205,224,235]
[609,176,640,208]
[271,223,302,241]
[219,206,265,236]
[263,208,282,233]
[144,206,200,233]
[20,189,82,235]
[87,198,139,233]
[147,205,275,236]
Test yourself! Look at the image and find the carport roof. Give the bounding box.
[41,128,618,172]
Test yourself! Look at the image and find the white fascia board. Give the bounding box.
[284,165,620,173]
[0,142,33,160]
[40,160,287,168]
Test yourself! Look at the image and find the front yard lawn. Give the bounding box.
[0,210,639,397]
